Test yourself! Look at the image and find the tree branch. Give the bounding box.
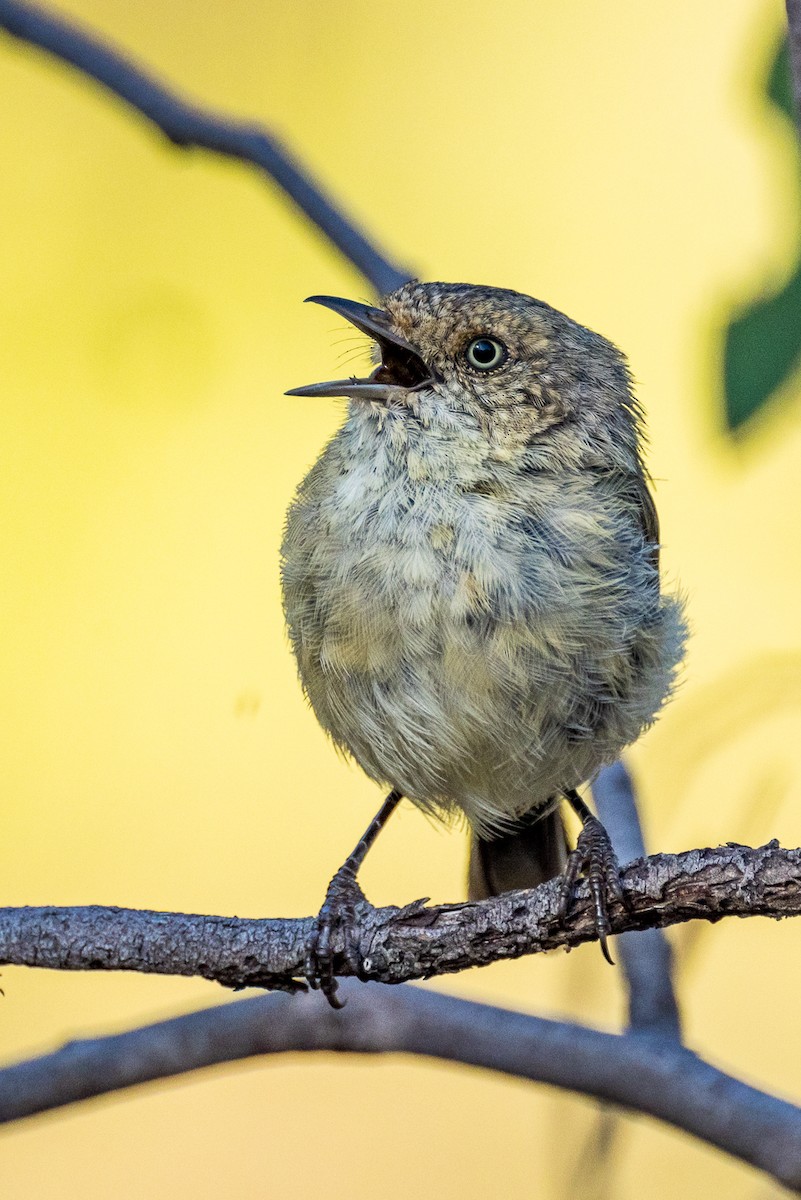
[0,842,797,992]
[592,763,682,1039]
[0,0,413,295]
[3,983,801,1191]
[2,6,799,1187]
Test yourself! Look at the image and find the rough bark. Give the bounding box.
[0,841,797,991]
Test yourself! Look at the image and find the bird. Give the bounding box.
[282,280,686,1005]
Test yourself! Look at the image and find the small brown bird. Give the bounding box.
[283,281,686,1004]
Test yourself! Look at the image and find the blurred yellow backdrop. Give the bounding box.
[2,1,801,1196]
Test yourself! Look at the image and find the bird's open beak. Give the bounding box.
[285,295,433,401]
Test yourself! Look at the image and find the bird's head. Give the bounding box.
[287,280,638,448]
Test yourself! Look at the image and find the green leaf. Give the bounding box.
[722,36,801,434]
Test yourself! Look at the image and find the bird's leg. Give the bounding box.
[306,788,403,1008]
[557,787,624,965]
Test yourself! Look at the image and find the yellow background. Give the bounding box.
[2,1,801,1196]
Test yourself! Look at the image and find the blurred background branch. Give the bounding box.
[3,983,801,1193]
[592,763,682,1040]
[0,0,413,295]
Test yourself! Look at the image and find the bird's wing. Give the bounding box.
[635,470,661,571]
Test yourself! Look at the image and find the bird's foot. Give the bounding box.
[557,815,624,964]
[306,865,369,1008]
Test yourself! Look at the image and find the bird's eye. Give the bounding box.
[465,337,507,371]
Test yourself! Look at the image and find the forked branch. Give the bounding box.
[2,1,801,1192]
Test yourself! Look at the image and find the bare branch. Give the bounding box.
[3,983,801,1191]
[0,0,413,295]
[0,842,798,992]
[592,763,682,1040]
[1,9,799,1187]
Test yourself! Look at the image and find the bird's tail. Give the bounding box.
[467,804,568,899]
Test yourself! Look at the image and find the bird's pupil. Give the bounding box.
[466,336,506,370]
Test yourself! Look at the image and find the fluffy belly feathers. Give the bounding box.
[281,440,684,836]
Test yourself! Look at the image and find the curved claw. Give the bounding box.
[558,814,622,963]
[306,869,368,1007]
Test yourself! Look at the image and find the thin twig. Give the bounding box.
[2,983,801,1191]
[0,0,413,295]
[0,842,798,992]
[592,762,682,1039]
